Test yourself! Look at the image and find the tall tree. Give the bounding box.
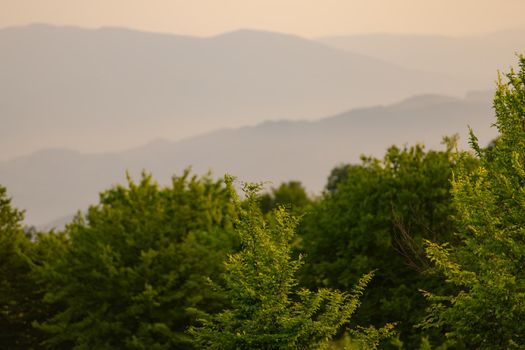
[423,55,525,348]
[301,141,472,348]
[0,185,52,349]
[38,171,238,349]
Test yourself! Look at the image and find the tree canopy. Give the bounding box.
[300,140,475,348]
[423,55,525,348]
[259,181,312,215]
[190,178,384,349]
[0,186,42,349]
[37,171,238,349]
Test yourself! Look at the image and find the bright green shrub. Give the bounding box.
[190,178,383,349]
[423,55,525,348]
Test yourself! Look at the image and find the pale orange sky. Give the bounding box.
[1,0,524,37]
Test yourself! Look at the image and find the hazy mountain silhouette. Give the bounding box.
[0,92,496,227]
[0,24,478,160]
[319,30,525,86]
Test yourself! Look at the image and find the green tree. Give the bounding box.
[301,141,472,348]
[190,178,382,349]
[325,164,354,193]
[38,171,238,349]
[423,55,525,348]
[0,185,57,349]
[0,185,37,348]
[259,181,312,215]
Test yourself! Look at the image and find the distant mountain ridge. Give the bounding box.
[319,31,525,85]
[0,92,497,227]
[0,24,478,160]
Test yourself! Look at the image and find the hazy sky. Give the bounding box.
[1,0,524,37]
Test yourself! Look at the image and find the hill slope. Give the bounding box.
[0,24,476,160]
[0,92,496,226]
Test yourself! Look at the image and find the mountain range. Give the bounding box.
[0,24,485,160]
[320,30,525,86]
[0,91,497,227]
[1,24,521,226]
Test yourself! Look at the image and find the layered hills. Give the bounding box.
[0,92,496,226]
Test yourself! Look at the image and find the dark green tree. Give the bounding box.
[325,164,354,193]
[0,185,57,349]
[38,171,238,349]
[190,178,385,349]
[0,185,37,348]
[259,181,312,215]
[423,55,525,348]
[300,141,473,348]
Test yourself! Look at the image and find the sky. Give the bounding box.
[1,0,525,37]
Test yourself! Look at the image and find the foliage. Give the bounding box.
[0,186,44,349]
[300,141,474,348]
[37,171,238,349]
[422,55,525,348]
[259,180,313,215]
[325,324,396,350]
[0,186,67,349]
[325,164,354,194]
[190,177,376,349]
[347,324,397,350]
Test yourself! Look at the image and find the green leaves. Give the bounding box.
[38,171,238,349]
[301,142,468,347]
[190,179,371,350]
[259,181,312,215]
[423,55,525,348]
[0,186,51,349]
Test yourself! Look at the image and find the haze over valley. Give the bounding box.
[0,24,493,160]
[1,90,496,226]
[0,22,522,226]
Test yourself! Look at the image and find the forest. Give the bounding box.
[1,56,524,349]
